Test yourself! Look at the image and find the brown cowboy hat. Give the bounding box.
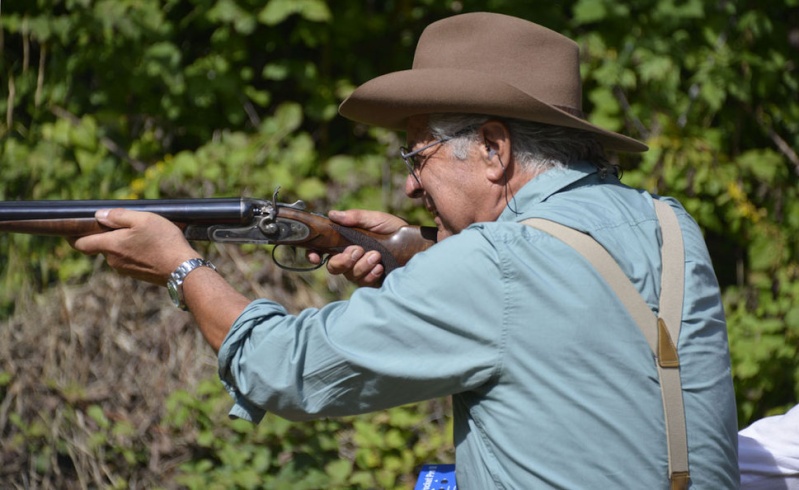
[339,12,647,153]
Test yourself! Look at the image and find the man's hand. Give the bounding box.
[70,208,251,352]
[70,208,199,285]
[308,209,410,287]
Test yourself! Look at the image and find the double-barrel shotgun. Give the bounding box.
[0,190,437,274]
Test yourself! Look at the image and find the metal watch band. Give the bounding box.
[166,258,217,311]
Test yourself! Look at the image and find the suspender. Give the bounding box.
[521,199,690,490]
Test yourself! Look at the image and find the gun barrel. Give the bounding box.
[0,198,262,224]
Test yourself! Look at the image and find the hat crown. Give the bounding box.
[412,13,582,113]
[338,12,647,152]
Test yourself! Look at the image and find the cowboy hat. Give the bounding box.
[339,12,647,153]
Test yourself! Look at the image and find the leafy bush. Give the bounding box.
[1,0,798,487]
[165,379,453,489]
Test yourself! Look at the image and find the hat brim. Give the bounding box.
[339,68,648,153]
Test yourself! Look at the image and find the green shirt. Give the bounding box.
[218,162,739,489]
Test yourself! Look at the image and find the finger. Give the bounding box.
[326,246,365,275]
[324,247,385,287]
[354,258,385,287]
[70,227,119,255]
[306,250,324,265]
[327,209,364,227]
[349,251,382,280]
[94,208,148,229]
[327,209,408,234]
[340,251,384,287]
[71,208,144,254]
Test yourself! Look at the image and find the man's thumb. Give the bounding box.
[94,208,128,229]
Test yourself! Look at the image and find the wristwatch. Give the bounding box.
[167,258,217,311]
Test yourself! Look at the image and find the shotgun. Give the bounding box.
[0,189,437,274]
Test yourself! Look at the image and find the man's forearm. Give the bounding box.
[183,267,252,352]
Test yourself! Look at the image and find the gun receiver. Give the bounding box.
[0,193,437,275]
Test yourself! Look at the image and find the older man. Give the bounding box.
[73,12,739,489]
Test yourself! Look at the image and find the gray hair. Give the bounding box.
[426,114,618,177]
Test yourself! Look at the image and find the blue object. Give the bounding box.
[414,464,457,490]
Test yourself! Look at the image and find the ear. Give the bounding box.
[479,120,512,183]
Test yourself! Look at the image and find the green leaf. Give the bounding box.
[736,149,786,184]
[273,102,304,133]
[296,177,326,201]
[325,459,352,484]
[573,0,608,25]
[208,0,257,34]
[748,232,782,272]
[87,405,110,430]
[258,0,331,25]
[638,56,674,83]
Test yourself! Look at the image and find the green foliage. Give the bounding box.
[163,379,452,489]
[1,0,799,486]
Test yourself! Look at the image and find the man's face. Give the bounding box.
[404,116,492,241]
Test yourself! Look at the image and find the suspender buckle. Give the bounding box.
[670,470,690,490]
[657,317,680,368]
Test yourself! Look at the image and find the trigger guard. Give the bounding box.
[271,245,328,273]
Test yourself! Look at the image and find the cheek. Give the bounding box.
[441,178,485,228]
[422,165,477,230]
[433,189,472,228]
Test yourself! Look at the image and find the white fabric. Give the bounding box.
[739,405,799,489]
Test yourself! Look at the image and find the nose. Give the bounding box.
[405,172,423,198]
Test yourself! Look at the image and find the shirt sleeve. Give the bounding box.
[217,226,508,423]
[739,405,799,488]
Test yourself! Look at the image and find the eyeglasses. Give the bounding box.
[399,137,454,184]
[399,126,478,184]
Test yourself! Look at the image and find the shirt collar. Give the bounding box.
[498,161,599,222]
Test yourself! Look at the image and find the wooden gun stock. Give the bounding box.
[273,207,437,272]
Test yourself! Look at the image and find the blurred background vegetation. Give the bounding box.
[0,0,797,488]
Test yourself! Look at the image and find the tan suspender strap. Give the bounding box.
[521,199,689,488]
[653,199,685,357]
[652,200,690,490]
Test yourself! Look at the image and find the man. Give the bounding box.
[72,12,739,489]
